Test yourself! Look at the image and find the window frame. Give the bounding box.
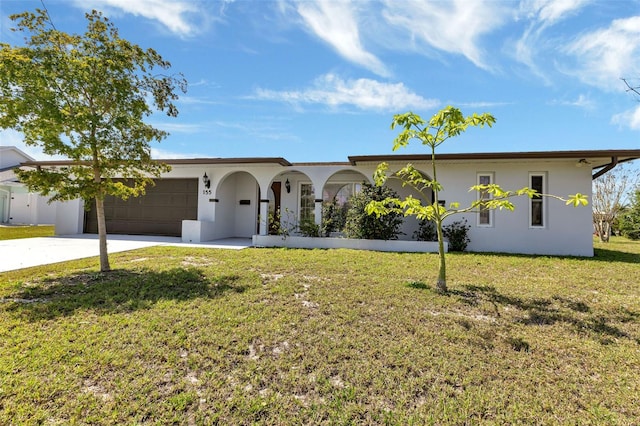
[476,172,494,227]
[529,172,546,228]
[299,182,315,223]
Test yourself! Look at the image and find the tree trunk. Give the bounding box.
[430,144,447,293]
[95,197,111,272]
[436,220,447,293]
[596,220,611,243]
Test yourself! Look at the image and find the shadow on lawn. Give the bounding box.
[592,248,640,264]
[4,268,246,321]
[450,248,639,265]
[451,284,639,344]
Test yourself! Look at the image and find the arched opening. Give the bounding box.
[321,170,369,236]
[215,171,259,238]
[268,170,314,235]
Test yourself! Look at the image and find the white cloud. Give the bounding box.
[456,101,512,109]
[253,73,438,112]
[150,122,205,134]
[381,0,510,71]
[550,94,595,109]
[513,0,590,80]
[177,96,222,106]
[295,0,389,77]
[611,105,640,130]
[519,0,591,27]
[564,16,640,91]
[150,146,204,159]
[72,0,206,37]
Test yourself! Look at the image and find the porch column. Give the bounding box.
[259,199,269,235]
[314,199,323,227]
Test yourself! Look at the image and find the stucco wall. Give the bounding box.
[421,159,593,256]
[5,191,57,225]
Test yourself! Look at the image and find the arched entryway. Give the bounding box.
[214,171,260,238]
[265,170,316,235]
[321,169,370,236]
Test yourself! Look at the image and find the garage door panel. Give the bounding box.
[84,179,197,237]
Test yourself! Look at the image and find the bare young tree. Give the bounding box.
[622,78,640,98]
[592,164,639,242]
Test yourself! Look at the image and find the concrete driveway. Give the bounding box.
[0,234,251,273]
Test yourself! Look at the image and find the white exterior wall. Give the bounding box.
[233,173,259,237]
[55,199,84,235]
[8,192,30,224]
[425,159,592,256]
[3,191,55,225]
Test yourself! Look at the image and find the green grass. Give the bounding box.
[0,225,54,240]
[1,237,638,424]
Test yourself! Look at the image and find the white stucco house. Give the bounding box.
[17,149,640,257]
[0,146,57,225]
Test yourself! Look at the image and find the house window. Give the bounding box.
[477,173,493,227]
[530,173,545,227]
[300,183,315,223]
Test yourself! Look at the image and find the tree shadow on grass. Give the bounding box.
[458,248,639,265]
[450,284,639,345]
[3,268,246,321]
[592,248,640,264]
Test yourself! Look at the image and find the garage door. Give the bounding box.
[84,179,198,237]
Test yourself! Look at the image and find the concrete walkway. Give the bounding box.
[0,234,252,273]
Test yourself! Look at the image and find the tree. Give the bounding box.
[592,165,639,242]
[618,188,640,240]
[367,107,587,293]
[0,9,186,272]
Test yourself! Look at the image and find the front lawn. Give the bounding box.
[0,225,54,240]
[1,238,638,424]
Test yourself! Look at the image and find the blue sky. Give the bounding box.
[1,0,640,162]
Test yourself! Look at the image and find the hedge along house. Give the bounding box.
[19,149,640,257]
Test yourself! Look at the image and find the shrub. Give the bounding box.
[413,219,437,241]
[344,183,403,240]
[618,189,640,240]
[443,219,470,251]
[299,219,320,237]
[269,208,297,239]
[321,199,348,236]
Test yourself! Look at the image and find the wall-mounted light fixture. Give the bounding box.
[202,172,211,189]
[285,178,291,193]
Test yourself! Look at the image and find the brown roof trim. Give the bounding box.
[290,162,352,166]
[348,150,640,165]
[163,157,292,166]
[21,157,293,167]
[18,150,640,169]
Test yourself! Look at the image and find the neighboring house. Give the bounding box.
[0,146,57,225]
[19,149,640,257]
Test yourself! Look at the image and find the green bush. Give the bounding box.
[299,218,320,237]
[413,219,437,241]
[619,189,640,240]
[321,199,348,236]
[344,183,403,240]
[443,219,471,251]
